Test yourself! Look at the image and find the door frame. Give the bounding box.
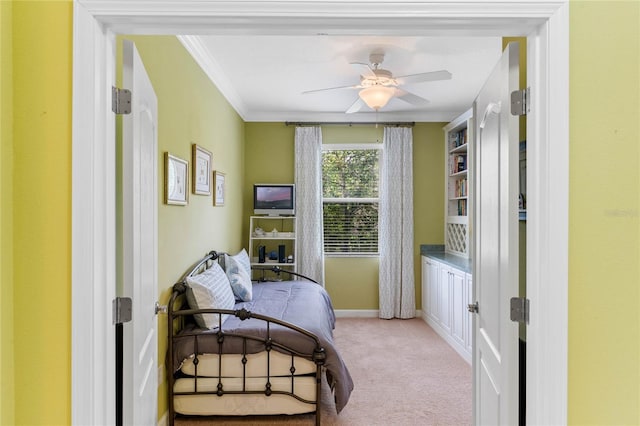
[71,1,569,425]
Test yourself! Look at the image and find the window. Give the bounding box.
[322,144,381,255]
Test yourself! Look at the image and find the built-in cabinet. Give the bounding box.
[248,216,297,278]
[443,109,473,257]
[420,110,474,363]
[422,255,472,364]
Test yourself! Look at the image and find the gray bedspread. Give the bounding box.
[172,280,354,413]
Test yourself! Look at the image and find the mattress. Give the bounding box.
[180,351,317,377]
[173,376,317,416]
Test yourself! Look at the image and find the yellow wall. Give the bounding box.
[243,123,444,310]
[0,1,15,425]
[243,123,295,248]
[4,2,640,424]
[413,122,447,307]
[119,36,246,418]
[568,2,640,424]
[11,1,73,424]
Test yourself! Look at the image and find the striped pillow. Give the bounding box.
[185,262,235,329]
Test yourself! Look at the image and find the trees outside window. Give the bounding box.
[322,147,381,254]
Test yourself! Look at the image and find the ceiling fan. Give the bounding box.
[303,52,452,113]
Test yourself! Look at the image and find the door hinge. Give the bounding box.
[510,297,530,324]
[113,297,132,325]
[510,88,530,116]
[112,86,132,115]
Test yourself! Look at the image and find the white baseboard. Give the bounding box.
[423,315,471,365]
[334,309,378,318]
[158,411,168,426]
[335,309,423,318]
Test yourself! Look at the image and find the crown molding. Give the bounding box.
[243,109,460,123]
[177,35,248,120]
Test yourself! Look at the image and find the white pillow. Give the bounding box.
[224,249,253,302]
[185,262,235,329]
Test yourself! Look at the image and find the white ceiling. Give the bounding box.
[184,35,503,123]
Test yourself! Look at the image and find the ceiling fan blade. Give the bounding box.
[302,84,360,94]
[396,70,452,85]
[350,62,377,79]
[395,89,430,106]
[345,97,365,114]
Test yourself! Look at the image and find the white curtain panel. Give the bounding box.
[294,127,325,286]
[379,127,415,319]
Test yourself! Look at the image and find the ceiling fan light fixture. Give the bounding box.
[358,86,395,110]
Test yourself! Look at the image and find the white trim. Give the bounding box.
[157,411,168,426]
[74,1,565,36]
[176,35,248,120]
[335,309,424,319]
[322,143,383,151]
[334,309,380,318]
[525,3,569,425]
[424,316,471,364]
[72,2,116,425]
[72,2,569,424]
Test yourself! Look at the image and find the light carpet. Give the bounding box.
[174,317,472,425]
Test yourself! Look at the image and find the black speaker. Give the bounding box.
[278,245,286,263]
[258,245,266,263]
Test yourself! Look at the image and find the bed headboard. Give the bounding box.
[171,250,228,294]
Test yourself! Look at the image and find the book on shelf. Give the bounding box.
[454,177,468,198]
[450,154,467,174]
[457,199,468,216]
[449,128,468,150]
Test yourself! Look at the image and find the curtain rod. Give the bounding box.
[285,121,415,127]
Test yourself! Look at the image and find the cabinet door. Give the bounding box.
[421,257,429,319]
[438,266,451,333]
[451,268,466,347]
[427,259,440,323]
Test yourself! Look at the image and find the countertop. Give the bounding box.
[420,244,472,274]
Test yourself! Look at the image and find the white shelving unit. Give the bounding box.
[248,216,297,277]
[443,109,473,257]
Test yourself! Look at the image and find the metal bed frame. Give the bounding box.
[167,251,325,426]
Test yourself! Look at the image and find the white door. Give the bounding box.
[121,40,159,426]
[465,274,473,355]
[472,42,520,425]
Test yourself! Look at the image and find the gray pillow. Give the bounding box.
[224,249,253,302]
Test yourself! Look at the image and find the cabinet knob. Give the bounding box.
[467,302,479,313]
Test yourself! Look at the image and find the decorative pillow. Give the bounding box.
[224,249,253,302]
[185,262,235,329]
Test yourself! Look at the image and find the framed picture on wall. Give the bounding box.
[213,171,225,206]
[192,144,212,195]
[164,152,188,205]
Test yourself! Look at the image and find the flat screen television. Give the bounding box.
[253,184,295,216]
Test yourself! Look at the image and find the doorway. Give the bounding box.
[71,2,569,424]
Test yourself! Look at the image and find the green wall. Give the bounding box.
[2,2,640,425]
[0,1,14,424]
[243,123,444,310]
[243,123,295,248]
[119,36,246,418]
[568,2,640,424]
